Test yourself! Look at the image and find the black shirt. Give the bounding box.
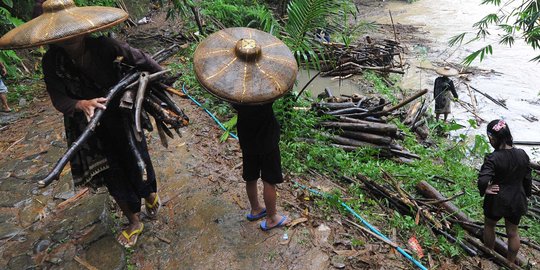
[477,148,532,218]
[233,102,280,155]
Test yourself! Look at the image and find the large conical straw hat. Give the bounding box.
[193,27,298,104]
[0,0,128,49]
[435,66,459,77]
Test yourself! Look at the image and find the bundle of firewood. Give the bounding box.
[309,89,428,162]
[317,39,404,78]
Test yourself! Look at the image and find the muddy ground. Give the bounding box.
[0,1,537,270]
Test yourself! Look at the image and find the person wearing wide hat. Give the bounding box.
[0,0,162,248]
[433,66,459,122]
[194,27,298,231]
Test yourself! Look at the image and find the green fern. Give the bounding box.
[283,0,353,69]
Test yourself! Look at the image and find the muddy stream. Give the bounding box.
[300,0,540,159]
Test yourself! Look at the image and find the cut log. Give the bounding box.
[315,102,356,110]
[464,235,521,270]
[416,181,526,267]
[320,121,398,137]
[339,130,393,145]
[322,133,385,149]
[389,149,420,160]
[327,107,368,115]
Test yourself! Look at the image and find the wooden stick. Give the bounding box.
[74,256,99,270]
[345,219,399,248]
[464,235,522,270]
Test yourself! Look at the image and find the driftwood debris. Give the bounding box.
[317,38,405,77]
[311,90,427,160]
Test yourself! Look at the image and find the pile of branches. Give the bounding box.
[342,172,540,269]
[310,88,427,162]
[317,39,404,78]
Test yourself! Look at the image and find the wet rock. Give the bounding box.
[7,254,35,270]
[47,242,76,265]
[23,151,47,161]
[331,255,346,269]
[0,222,21,240]
[315,223,332,246]
[50,140,66,148]
[0,191,27,207]
[85,236,125,270]
[33,239,51,254]
[298,249,329,270]
[0,177,27,191]
[0,171,11,179]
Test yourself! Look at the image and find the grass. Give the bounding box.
[167,35,540,264]
[273,72,540,262]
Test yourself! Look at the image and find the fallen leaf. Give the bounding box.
[288,217,308,228]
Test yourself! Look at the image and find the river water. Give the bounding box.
[355,0,539,159]
[376,0,540,159]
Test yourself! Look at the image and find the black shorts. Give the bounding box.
[242,150,283,184]
[485,214,522,225]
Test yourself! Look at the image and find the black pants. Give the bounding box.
[96,112,157,213]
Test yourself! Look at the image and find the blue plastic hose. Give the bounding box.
[181,83,238,140]
[293,181,428,270]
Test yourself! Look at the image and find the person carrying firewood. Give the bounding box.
[0,0,162,248]
[477,119,532,265]
[433,66,459,122]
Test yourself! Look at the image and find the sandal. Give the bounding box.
[118,223,144,248]
[260,215,288,231]
[246,208,267,221]
[145,194,160,219]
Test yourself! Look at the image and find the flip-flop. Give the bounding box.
[118,223,144,248]
[0,109,11,113]
[246,208,267,221]
[260,215,288,231]
[145,194,160,219]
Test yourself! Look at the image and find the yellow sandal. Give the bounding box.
[145,194,160,219]
[118,223,144,248]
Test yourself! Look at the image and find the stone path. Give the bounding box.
[0,95,326,269]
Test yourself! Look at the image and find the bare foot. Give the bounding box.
[117,222,144,248]
[261,214,289,230]
[250,207,265,216]
[145,193,160,219]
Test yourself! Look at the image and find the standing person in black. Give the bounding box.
[433,66,459,122]
[233,102,289,230]
[477,119,532,265]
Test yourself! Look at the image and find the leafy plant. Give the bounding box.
[449,0,540,64]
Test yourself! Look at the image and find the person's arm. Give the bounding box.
[449,79,458,99]
[478,154,495,197]
[0,62,6,77]
[524,154,533,197]
[104,37,162,73]
[433,77,440,98]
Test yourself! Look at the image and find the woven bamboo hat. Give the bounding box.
[193,27,298,104]
[435,66,459,77]
[0,0,128,49]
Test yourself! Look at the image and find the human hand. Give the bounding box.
[75,97,107,122]
[485,184,499,195]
